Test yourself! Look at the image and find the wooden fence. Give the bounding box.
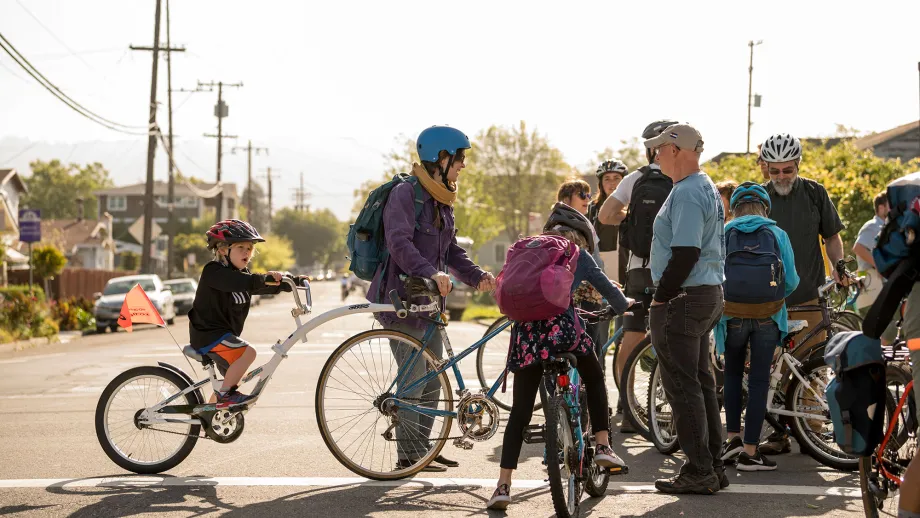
[8,268,134,301]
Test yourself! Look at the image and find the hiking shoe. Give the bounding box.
[395,459,447,472]
[215,390,254,407]
[655,471,720,495]
[720,436,744,464]
[433,455,459,467]
[487,483,511,510]
[594,444,626,469]
[619,418,637,434]
[715,466,729,490]
[737,451,777,472]
[758,432,792,455]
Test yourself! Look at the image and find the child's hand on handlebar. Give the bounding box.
[267,271,283,282]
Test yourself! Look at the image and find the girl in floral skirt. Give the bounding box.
[487,202,635,510]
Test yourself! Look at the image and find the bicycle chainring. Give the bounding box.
[456,393,500,442]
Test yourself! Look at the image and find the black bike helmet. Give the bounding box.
[642,119,679,164]
[543,202,597,253]
[206,219,265,250]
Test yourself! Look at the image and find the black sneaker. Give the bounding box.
[655,471,720,495]
[737,451,777,471]
[433,455,459,467]
[215,390,254,407]
[719,436,744,464]
[395,459,447,472]
[758,432,791,455]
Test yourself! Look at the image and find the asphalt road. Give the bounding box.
[0,281,880,517]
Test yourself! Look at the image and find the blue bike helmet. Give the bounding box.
[416,125,471,163]
[730,181,772,211]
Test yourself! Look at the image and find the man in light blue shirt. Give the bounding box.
[644,123,727,495]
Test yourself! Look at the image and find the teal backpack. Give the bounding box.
[824,331,886,456]
[347,173,425,282]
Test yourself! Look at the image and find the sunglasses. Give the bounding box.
[768,167,797,176]
[576,192,591,200]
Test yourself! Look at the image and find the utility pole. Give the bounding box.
[131,0,186,275]
[200,81,242,221]
[917,61,920,155]
[746,40,763,154]
[260,167,281,233]
[232,140,269,220]
[292,171,312,212]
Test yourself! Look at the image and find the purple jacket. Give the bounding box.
[368,181,487,328]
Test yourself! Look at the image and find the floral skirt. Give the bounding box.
[507,312,595,372]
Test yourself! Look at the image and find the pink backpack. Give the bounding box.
[495,235,580,322]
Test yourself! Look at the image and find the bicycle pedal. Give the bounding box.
[453,438,474,450]
[522,424,545,444]
[606,465,629,475]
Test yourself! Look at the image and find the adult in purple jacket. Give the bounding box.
[367,125,496,472]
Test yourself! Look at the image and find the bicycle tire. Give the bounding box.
[95,366,201,474]
[858,456,882,518]
[582,388,610,498]
[647,361,680,455]
[315,329,454,480]
[545,391,581,518]
[619,335,654,440]
[474,316,542,412]
[785,357,896,472]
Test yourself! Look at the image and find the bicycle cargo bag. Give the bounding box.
[723,226,785,319]
[823,331,886,456]
[495,235,579,322]
[347,174,424,282]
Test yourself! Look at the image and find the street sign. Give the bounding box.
[128,216,162,244]
[18,209,41,243]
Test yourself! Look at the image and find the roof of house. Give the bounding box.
[94,181,238,199]
[41,218,111,253]
[0,168,28,193]
[853,120,920,150]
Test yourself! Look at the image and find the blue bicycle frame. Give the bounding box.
[385,315,513,418]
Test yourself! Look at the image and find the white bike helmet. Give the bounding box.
[760,133,802,163]
[596,159,629,178]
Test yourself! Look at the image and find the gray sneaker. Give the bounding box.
[715,466,729,490]
[655,471,720,495]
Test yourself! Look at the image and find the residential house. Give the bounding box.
[93,181,239,225]
[0,168,29,284]
[853,120,920,162]
[41,215,115,270]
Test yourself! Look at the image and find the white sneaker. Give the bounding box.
[487,484,511,510]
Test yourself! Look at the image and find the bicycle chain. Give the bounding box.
[145,426,213,440]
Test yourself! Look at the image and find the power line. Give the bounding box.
[13,0,94,71]
[0,32,150,134]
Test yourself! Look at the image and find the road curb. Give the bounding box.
[0,331,84,354]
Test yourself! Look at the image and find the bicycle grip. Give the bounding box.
[389,290,408,318]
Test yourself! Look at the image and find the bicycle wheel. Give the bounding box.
[545,390,582,518]
[475,317,541,412]
[582,387,610,498]
[619,335,654,440]
[315,329,454,480]
[858,455,883,518]
[610,326,624,390]
[95,366,202,474]
[834,310,864,331]
[647,361,680,455]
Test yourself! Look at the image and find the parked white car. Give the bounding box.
[163,278,198,315]
[94,274,176,333]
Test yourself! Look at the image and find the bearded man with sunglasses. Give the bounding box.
[759,133,847,455]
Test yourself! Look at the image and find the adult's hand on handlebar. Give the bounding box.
[833,260,856,287]
[431,272,451,297]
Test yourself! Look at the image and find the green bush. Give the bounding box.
[50,297,96,331]
[0,287,55,343]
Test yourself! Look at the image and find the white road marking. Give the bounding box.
[0,353,66,365]
[0,477,862,497]
[124,350,339,358]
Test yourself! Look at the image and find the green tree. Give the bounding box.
[22,160,114,219]
[117,251,140,271]
[273,208,345,269]
[250,234,296,272]
[475,121,569,241]
[31,244,67,284]
[173,233,210,274]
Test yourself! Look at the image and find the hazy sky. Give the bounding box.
[1,0,918,220]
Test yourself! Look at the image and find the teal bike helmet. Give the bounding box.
[730,181,772,211]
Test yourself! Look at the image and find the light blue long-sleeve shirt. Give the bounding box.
[714,215,800,354]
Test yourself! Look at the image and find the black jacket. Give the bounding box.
[188,261,288,351]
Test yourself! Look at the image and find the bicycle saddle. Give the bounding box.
[401,275,442,298]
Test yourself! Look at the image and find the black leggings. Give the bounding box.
[500,352,609,469]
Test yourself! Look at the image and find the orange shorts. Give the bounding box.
[206,335,251,375]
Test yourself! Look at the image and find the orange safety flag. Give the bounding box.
[117,284,166,332]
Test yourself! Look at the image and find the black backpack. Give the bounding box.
[619,166,673,261]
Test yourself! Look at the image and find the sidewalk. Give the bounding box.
[0,331,84,354]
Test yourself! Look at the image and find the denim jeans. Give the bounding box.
[723,317,780,445]
[385,321,444,462]
[649,285,724,475]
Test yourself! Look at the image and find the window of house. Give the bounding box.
[107,196,127,211]
[183,197,199,208]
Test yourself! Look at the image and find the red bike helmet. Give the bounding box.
[206,219,265,250]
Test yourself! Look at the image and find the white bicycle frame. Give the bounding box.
[764,351,829,423]
[139,277,439,426]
